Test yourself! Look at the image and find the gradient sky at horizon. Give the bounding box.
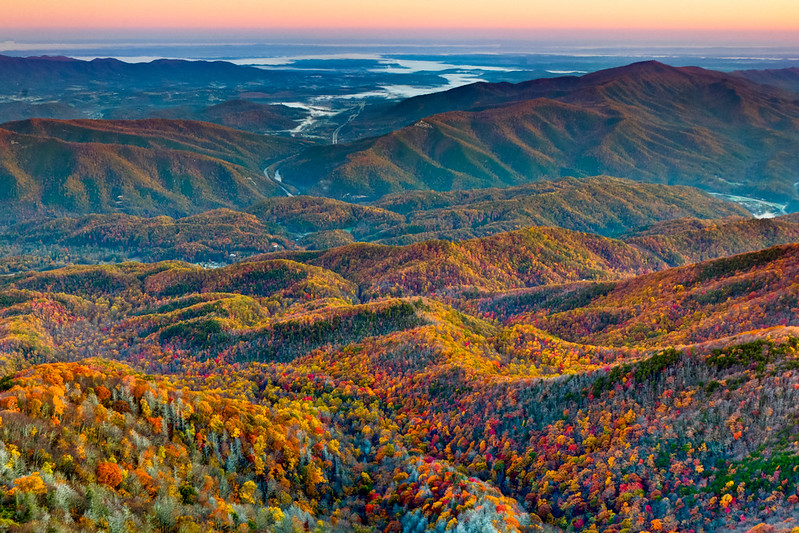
[3,0,798,36]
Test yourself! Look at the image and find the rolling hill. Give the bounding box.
[0,118,304,171]
[2,235,799,531]
[147,99,305,133]
[492,243,799,348]
[623,214,799,265]
[264,226,667,299]
[0,118,309,220]
[0,176,752,269]
[8,209,297,264]
[4,61,799,214]
[369,176,750,243]
[262,214,799,301]
[246,195,405,235]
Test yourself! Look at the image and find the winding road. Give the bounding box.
[260,101,365,197]
[332,101,365,145]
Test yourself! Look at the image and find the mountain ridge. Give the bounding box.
[0,118,309,220]
[281,61,799,205]
[0,176,752,269]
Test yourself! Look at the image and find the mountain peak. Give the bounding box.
[579,60,694,84]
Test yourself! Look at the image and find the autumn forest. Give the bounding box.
[0,55,798,533]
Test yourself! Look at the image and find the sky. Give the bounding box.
[2,0,798,37]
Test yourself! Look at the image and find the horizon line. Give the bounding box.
[4,26,799,34]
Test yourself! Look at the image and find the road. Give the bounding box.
[332,101,365,145]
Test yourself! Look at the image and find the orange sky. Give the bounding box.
[2,0,798,32]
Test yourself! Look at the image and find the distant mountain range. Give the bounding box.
[280,61,799,208]
[0,55,278,93]
[0,54,340,129]
[0,59,798,220]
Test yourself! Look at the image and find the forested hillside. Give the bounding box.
[280,62,799,205]
[0,176,757,270]
[0,232,798,531]
[0,119,308,220]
